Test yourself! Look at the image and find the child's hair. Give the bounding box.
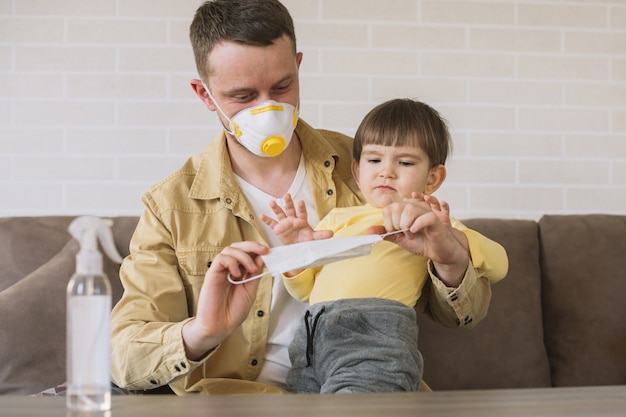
[353,98,451,167]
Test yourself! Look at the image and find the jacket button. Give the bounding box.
[326,189,334,196]
[324,160,331,167]
[225,198,232,204]
[257,310,264,317]
[150,379,158,385]
[251,359,258,366]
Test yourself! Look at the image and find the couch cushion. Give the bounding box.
[0,216,137,293]
[0,217,75,292]
[0,216,136,395]
[539,214,626,387]
[416,218,551,390]
[107,216,138,260]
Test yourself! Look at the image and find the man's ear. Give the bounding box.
[190,79,217,112]
[425,164,446,195]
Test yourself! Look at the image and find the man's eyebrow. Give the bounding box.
[223,74,297,96]
[269,73,297,88]
[222,87,255,96]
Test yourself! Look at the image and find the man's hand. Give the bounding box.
[182,241,268,360]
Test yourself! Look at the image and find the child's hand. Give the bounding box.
[419,192,470,250]
[417,192,451,227]
[381,193,469,287]
[260,193,333,245]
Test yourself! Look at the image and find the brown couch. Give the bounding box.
[1,214,625,395]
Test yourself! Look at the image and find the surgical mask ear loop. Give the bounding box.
[227,229,410,285]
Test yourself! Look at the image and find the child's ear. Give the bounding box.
[425,165,446,195]
[351,159,360,184]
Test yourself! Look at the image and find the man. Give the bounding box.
[111,0,494,395]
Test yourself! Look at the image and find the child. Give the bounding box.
[261,98,508,393]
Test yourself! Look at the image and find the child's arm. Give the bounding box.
[378,193,471,287]
[375,193,508,328]
[420,219,508,328]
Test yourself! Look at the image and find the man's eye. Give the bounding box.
[271,86,291,97]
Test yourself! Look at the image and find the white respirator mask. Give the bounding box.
[203,82,298,157]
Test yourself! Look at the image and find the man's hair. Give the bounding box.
[190,0,297,81]
[353,98,452,167]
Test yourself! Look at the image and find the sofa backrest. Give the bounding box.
[416,218,552,390]
[539,214,626,387]
[0,217,76,293]
[2,214,624,394]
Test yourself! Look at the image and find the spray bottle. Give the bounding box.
[66,216,123,412]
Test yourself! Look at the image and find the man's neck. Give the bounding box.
[227,135,302,198]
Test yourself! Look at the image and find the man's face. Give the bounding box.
[205,35,302,121]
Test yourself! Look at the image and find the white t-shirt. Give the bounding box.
[235,156,318,389]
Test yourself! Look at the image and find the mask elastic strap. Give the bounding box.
[226,229,410,285]
[380,228,410,238]
[227,270,271,285]
[201,81,235,135]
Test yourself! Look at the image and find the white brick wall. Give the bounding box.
[1,0,625,219]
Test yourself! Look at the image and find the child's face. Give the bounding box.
[352,144,443,208]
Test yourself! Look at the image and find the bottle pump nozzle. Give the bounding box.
[69,216,123,275]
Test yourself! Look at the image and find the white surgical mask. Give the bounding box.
[203,83,298,157]
[228,230,408,284]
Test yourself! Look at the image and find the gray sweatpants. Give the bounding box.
[286,298,423,393]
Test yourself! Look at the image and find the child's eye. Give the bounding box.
[399,161,414,166]
[367,158,381,164]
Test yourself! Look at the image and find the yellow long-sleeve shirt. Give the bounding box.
[284,205,508,308]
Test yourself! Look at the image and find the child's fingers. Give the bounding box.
[424,194,441,211]
[282,193,297,217]
[440,200,450,215]
[259,214,277,228]
[296,200,308,220]
[410,191,426,201]
[269,200,288,219]
[312,229,334,240]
